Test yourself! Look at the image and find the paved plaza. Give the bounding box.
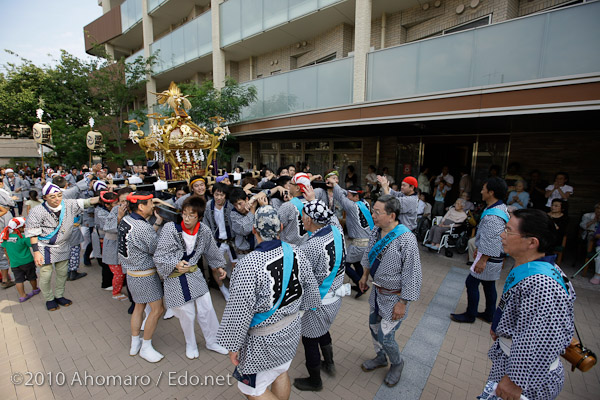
[1,249,599,400]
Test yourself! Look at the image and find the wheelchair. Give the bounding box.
[422,216,469,257]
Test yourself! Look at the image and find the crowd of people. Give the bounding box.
[0,160,593,400]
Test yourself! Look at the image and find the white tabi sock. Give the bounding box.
[129,335,142,356]
[139,339,164,363]
[219,285,230,301]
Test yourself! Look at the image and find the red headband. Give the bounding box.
[126,193,154,203]
[100,191,118,203]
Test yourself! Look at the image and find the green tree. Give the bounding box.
[178,78,257,165]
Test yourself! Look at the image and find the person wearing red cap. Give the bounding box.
[378,176,419,231]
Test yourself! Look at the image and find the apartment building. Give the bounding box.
[84,0,600,215]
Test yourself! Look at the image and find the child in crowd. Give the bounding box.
[0,218,40,302]
[24,190,42,217]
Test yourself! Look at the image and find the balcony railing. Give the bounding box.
[148,0,168,14]
[121,0,143,33]
[125,49,144,82]
[150,11,212,75]
[240,57,353,120]
[220,0,345,47]
[367,1,600,101]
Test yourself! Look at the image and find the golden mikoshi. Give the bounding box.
[126,82,230,181]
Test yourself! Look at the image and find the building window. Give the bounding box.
[443,15,491,35]
[301,53,337,68]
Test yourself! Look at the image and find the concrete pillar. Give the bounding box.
[104,43,116,60]
[380,12,386,49]
[211,0,226,89]
[142,0,157,112]
[353,0,372,103]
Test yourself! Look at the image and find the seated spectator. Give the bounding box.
[365,165,378,193]
[545,172,573,210]
[507,180,530,211]
[417,190,432,220]
[425,198,468,250]
[548,199,568,248]
[382,167,395,186]
[504,162,524,192]
[580,202,600,242]
[527,169,548,210]
[460,192,475,213]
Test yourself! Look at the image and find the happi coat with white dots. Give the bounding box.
[25,199,90,264]
[118,212,163,304]
[361,226,422,321]
[388,189,419,231]
[102,206,119,266]
[297,222,346,338]
[333,184,372,263]
[154,221,226,309]
[217,239,321,374]
[278,196,310,245]
[230,209,255,252]
[473,202,509,281]
[487,263,575,400]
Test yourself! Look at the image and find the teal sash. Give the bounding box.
[39,201,65,241]
[480,208,509,223]
[319,226,343,299]
[250,242,294,327]
[368,224,410,267]
[290,197,304,216]
[356,201,374,230]
[503,261,568,295]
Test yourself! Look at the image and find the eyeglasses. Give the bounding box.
[182,213,198,220]
[372,209,389,216]
[503,228,527,237]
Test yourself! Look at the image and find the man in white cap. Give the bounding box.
[217,205,321,400]
[3,168,26,216]
[25,182,99,311]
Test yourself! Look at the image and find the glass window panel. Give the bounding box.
[367,45,418,100]
[305,141,330,150]
[334,141,361,150]
[260,153,278,171]
[332,153,362,188]
[316,57,353,108]
[319,0,343,7]
[242,0,263,38]
[197,11,212,56]
[472,137,509,202]
[150,40,163,74]
[183,20,199,63]
[542,2,600,78]
[263,74,289,116]
[220,0,242,46]
[243,79,264,120]
[305,152,330,176]
[264,0,289,29]
[472,16,544,86]
[416,31,474,94]
[287,66,317,112]
[289,0,318,20]
[171,27,185,67]
[260,142,277,150]
[280,154,303,169]
[280,142,302,150]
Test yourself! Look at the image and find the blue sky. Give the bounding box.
[0,0,102,71]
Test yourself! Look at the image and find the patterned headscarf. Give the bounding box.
[324,170,339,179]
[0,217,25,242]
[42,182,61,196]
[253,205,281,240]
[303,200,333,225]
[93,180,107,192]
[291,172,311,193]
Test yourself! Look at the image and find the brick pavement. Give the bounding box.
[1,248,598,400]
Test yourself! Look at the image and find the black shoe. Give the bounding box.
[351,285,360,292]
[466,261,474,266]
[68,271,88,281]
[128,303,135,314]
[55,297,73,307]
[320,344,336,377]
[450,313,475,323]
[476,313,493,324]
[355,285,369,299]
[207,278,219,290]
[293,367,322,392]
[46,300,60,311]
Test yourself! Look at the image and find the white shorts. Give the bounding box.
[237,360,292,397]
